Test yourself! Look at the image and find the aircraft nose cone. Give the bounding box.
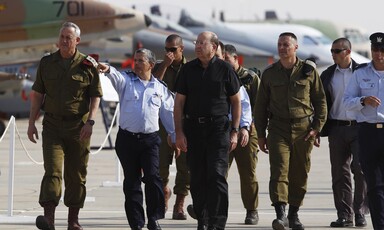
[144,14,152,27]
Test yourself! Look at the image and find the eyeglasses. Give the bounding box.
[193,40,212,46]
[372,47,384,53]
[330,48,347,54]
[165,47,178,52]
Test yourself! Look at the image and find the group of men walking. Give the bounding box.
[27,20,384,230]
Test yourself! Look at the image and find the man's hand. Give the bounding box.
[27,124,39,143]
[364,95,381,108]
[314,136,321,147]
[176,131,188,153]
[238,128,249,147]
[163,52,175,68]
[80,123,93,140]
[97,62,110,73]
[305,129,319,146]
[258,137,268,153]
[228,132,238,152]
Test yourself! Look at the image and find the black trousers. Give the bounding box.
[184,116,230,229]
[115,128,165,229]
[358,123,384,229]
[328,125,367,220]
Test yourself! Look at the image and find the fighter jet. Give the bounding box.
[130,4,370,71]
[0,0,151,67]
[0,0,152,135]
[131,15,274,70]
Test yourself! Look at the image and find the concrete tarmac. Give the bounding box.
[0,112,372,229]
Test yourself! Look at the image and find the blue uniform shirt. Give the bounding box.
[229,86,252,127]
[344,62,384,123]
[106,66,176,142]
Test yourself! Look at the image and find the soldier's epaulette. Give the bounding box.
[40,52,52,61]
[82,54,99,68]
[302,58,317,76]
[264,63,274,71]
[124,70,135,77]
[240,75,254,85]
[158,79,168,88]
[354,63,368,71]
[43,52,51,57]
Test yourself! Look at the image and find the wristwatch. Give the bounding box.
[360,96,366,106]
[230,127,239,133]
[241,126,250,132]
[87,119,95,126]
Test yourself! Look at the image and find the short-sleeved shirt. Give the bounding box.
[175,56,241,117]
[344,62,384,123]
[153,56,187,92]
[32,50,103,116]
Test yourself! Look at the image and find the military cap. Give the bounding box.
[369,32,384,47]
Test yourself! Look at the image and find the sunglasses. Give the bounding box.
[165,47,178,52]
[372,47,384,52]
[330,48,347,54]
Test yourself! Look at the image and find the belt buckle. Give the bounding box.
[377,124,383,129]
[198,117,205,123]
[345,120,352,126]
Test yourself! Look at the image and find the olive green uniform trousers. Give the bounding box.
[228,125,259,210]
[40,115,90,208]
[158,123,190,196]
[267,116,314,207]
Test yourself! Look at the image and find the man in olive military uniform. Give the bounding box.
[152,34,190,220]
[224,44,260,225]
[27,22,103,230]
[254,32,327,230]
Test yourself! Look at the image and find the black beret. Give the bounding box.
[369,32,384,46]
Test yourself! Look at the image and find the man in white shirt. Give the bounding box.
[320,37,368,228]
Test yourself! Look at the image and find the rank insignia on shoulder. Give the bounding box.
[303,57,317,76]
[83,54,99,68]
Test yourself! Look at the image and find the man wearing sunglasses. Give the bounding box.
[320,38,368,228]
[152,34,189,220]
[344,32,384,230]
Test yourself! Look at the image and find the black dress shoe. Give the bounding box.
[197,224,207,230]
[187,204,197,219]
[355,214,367,227]
[330,218,353,227]
[207,226,224,230]
[147,220,161,230]
[131,227,142,230]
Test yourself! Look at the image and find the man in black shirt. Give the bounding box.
[174,31,241,230]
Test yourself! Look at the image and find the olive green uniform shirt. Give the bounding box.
[33,50,103,116]
[255,58,327,138]
[237,65,260,115]
[153,56,187,92]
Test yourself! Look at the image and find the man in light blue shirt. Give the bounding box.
[98,48,176,230]
[343,32,384,229]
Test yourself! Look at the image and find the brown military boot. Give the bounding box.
[163,186,172,212]
[36,201,56,230]
[67,207,83,230]
[172,194,187,220]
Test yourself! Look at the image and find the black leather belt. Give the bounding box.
[361,122,384,129]
[185,114,225,124]
[120,128,156,138]
[329,119,357,126]
[45,112,84,121]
